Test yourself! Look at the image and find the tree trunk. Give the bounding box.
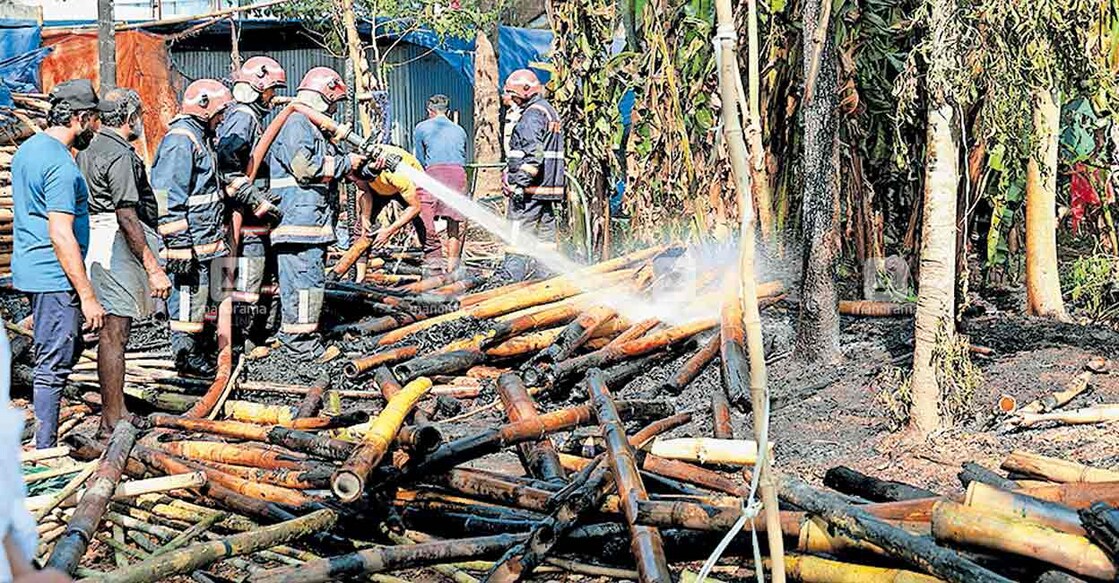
[473,30,503,198]
[795,0,841,364]
[334,0,371,135]
[910,102,960,435]
[1025,89,1068,320]
[97,0,115,89]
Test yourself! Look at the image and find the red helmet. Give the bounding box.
[298,67,347,103]
[181,79,233,121]
[237,56,286,92]
[503,69,542,101]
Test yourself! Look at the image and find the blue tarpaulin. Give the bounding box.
[0,18,46,105]
[0,17,44,98]
[498,26,553,86]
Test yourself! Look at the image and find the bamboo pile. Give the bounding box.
[0,99,49,281]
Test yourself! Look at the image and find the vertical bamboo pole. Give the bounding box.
[714,0,786,577]
[1024,88,1068,320]
[334,0,372,135]
[744,0,774,244]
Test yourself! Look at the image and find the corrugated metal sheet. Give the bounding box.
[167,41,474,159]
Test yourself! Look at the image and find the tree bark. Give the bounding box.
[910,102,960,435]
[795,0,841,364]
[1025,88,1068,320]
[97,0,115,89]
[473,30,503,198]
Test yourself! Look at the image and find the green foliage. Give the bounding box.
[875,327,981,431]
[1062,253,1119,321]
[267,0,495,59]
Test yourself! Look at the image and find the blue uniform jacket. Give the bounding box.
[507,95,565,201]
[216,103,276,238]
[153,116,228,261]
[266,111,353,245]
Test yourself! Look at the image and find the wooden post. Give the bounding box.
[333,0,372,135]
[97,0,115,89]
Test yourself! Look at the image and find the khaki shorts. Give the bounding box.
[86,213,163,320]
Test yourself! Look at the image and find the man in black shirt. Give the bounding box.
[76,88,171,437]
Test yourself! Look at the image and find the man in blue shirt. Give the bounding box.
[413,94,469,273]
[12,79,112,448]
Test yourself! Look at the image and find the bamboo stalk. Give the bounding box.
[25,462,96,485]
[333,378,433,502]
[80,509,337,583]
[964,482,1084,535]
[47,421,139,574]
[248,533,526,583]
[648,438,762,466]
[586,369,672,582]
[711,390,734,439]
[33,460,98,522]
[1015,405,1119,427]
[27,473,208,513]
[932,501,1114,580]
[495,372,566,483]
[152,511,228,556]
[1001,450,1119,484]
[660,333,721,394]
[783,554,942,583]
[21,446,71,463]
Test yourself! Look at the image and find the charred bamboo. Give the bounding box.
[932,501,1115,580]
[333,378,433,502]
[83,509,337,583]
[965,482,1085,535]
[329,236,372,280]
[1001,450,1119,484]
[201,462,333,490]
[47,421,139,575]
[147,415,358,461]
[155,441,326,473]
[660,333,720,394]
[957,462,1019,491]
[294,381,328,419]
[374,367,442,452]
[823,466,938,502]
[393,349,486,383]
[720,283,750,410]
[777,473,1012,583]
[249,534,527,583]
[496,372,566,483]
[711,390,734,439]
[538,305,616,364]
[587,369,671,582]
[345,346,420,379]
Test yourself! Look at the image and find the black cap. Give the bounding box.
[49,80,115,113]
[427,94,450,110]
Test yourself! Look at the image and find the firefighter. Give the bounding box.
[354,143,424,257]
[266,67,365,362]
[502,68,565,280]
[216,56,286,356]
[153,79,233,377]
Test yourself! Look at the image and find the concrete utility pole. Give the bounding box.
[97,0,115,89]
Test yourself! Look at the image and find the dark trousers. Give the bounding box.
[507,196,558,242]
[30,290,83,448]
[276,244,327,359]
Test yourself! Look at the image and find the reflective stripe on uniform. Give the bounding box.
[271,224,334,239]
[241,226,271,236]
[298,289,310,324]
[281,322,318,334]
[187,191,222,206]
[162,247,192,260]
[170,320,205,333]
[231,291,261,303]
[177,286,192,323]
[159,219,189,235]
[526,185,564,196]
[507,150,525,158]
[269,177,299,189]
[321,156,335,182]
[542,151,563,159]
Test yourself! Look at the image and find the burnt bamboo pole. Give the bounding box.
[147,415,358,461]
[200,462,333,490]
[248,533,527,583]
[155,441,326,472]
[660,333,721,394]
[486,457,613,582]
[711,390,734,439]
[495,372,566,483]
[586,369,671,582]
[485,329,564,359]
[46,421,139,574]
[345,346,420,379]
[958,462,1019,491]
[333,378,433,502]
[329,236,372,280]
[777,473,1012,583]
[720,279,751,411]
[393,349,487,383]
[823,466,938,502]
[1001,450,1119,484]
[538,305,616,364]
[932,501,1114,580]
[133,445,324,511]
[79,509,337,583]
[965,482,1085,535]
[294,380,328,419]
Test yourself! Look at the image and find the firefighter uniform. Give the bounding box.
[215,103,273,307]
[153,115,229,366]
[506,94,565,242]
[267,110,353,358]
